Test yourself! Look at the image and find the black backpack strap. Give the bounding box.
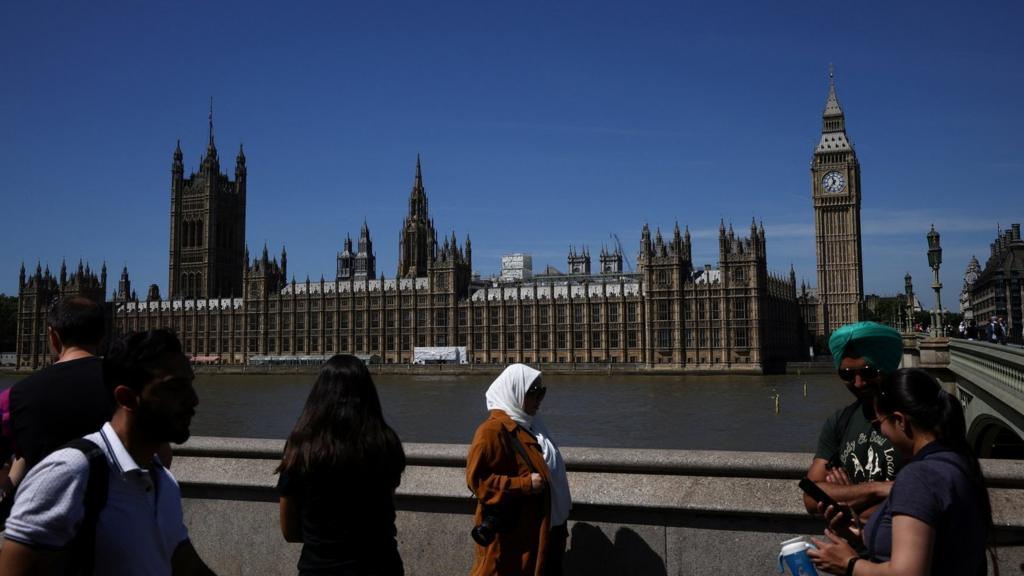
[829,401,861,468]
[64,438,109,576]
[500,426,539,474]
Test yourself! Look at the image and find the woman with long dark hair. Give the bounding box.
[809,368,995,576]
[277,355,406,576]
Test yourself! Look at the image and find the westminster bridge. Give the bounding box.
[176,334,1024,576]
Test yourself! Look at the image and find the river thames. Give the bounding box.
[1,371,850,452]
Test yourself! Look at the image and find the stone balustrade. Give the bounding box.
[175,437,1024,575]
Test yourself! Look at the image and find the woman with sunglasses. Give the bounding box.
[277,355,407,576]
[466,364,572,576]
[808,368,994,576]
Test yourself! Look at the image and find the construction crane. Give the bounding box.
[610,233,633,272]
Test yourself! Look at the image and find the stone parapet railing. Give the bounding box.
[950,340,1024,404]
[176,437,1024,575]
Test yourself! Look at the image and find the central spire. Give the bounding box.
[408,154,428,220]
[816,65,852,152]
[208,97,216,150]
[823,64,844,119]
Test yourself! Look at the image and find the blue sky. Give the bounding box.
[1,1,1022,303]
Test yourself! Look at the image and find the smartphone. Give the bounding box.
[798,477,840,510]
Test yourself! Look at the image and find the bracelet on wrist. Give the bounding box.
[845,556,859,576]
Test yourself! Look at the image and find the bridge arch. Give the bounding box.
[969,414,1024,459]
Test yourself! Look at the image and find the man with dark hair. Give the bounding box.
[7,297,112,476]
[803,321,906,515]
[0,329,215,575]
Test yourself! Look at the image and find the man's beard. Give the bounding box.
[136,400,192,445]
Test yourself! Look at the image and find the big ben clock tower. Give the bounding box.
[812,67,864,336]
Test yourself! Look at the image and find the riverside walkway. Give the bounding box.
[176,437,1024,575]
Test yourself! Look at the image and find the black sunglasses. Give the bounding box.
[527,384,546,397]
[837,366,880,382]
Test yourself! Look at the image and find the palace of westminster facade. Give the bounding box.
[15,74,864,370]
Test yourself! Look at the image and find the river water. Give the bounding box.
[0,372,850,452]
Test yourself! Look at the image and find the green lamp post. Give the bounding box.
[904,272,914,333]
[927,225,944,337]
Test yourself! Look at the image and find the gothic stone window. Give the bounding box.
[657,300,670,321]
[734,299,747,319]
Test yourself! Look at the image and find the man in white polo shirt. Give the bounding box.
[0,329,215,575]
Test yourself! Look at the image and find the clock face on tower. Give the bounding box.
[822,171,846,193]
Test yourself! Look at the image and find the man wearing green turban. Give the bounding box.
[802,321,905,517]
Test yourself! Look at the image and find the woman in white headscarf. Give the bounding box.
[466,364,572,576]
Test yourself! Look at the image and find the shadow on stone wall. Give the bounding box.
[563,523,667,576]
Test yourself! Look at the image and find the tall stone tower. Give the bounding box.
[398,156,437,278]
[811,68,864,336]
[168,105,247,299]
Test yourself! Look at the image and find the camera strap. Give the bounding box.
[501,426,539,474]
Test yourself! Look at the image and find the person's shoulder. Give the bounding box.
[21,445,93,487]
[471,412,514,441]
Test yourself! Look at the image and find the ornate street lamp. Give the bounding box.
[904,272,914,333]
[927,225,944,337]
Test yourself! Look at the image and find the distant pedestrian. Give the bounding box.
[965,320,978,340]
[802,322,904,518]
[987,316,1004,344]
[277,354,406,576]
[466,364,572,576]
[998,316,1009,344]
[0,329,215,575]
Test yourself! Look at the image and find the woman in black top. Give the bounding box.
[277,355,406,576]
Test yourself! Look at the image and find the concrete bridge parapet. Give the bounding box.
[175,437,1024,575]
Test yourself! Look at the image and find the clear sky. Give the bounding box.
[2,1,1022,304]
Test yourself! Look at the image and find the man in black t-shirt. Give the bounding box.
[803,321,905,516]
[7,297,112,482]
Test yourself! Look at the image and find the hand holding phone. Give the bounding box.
[798,477,840,510]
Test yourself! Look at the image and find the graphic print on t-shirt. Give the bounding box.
[839,430,896,482]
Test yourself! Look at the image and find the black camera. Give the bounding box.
[471,505,514,546]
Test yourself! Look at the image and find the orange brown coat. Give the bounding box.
[466,409,551,576]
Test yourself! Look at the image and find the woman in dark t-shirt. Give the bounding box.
[808,368,993,576]
[277,355,406,576]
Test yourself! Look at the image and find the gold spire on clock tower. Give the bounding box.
[811,66,864,336]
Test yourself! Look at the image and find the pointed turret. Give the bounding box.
[409,154,428,220]
[816,66,852,150]
[236,143,246,177]
[640,224,652,259]
[60,260,67,285]
[19,262,25,288]
[281,246,288,280]
[117,265,132,302]
[823,64,844,118]
[173,139,184,178]
[207,98,217,153]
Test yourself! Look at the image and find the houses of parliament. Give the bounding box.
[15,73,864,370]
